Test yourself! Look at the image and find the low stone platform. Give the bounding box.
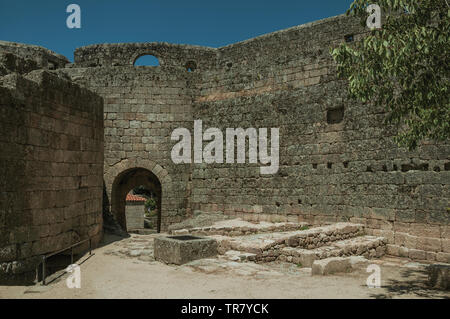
[279,236,386,266]
[213,222,365,255]
[170,218,309,237]
[154,235,218,265]
[210,222,386,267]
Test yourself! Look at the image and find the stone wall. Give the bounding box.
[61,63,199,231]
[190,15,449,262]
[0,40,69,70]
[0,54,104,284]
[73,42,217,71]
[60,14,449,260]
[125,202,145,230]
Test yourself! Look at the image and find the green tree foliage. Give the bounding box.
[133,185,151,197]
[145,197,157,213]
[331,0,449,149]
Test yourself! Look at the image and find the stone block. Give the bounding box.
[442,239,450,253]
[416,237,442,253]
[0,245,16,262]
[348,256,369,269]
[154,235,217,265]
[299,251,317,267]
[399,246,410,258]
[409,249,427,260]
[312,257,352,276]
[386,244,399,256]
[436,252,450,263]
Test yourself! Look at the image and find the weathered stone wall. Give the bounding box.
[62,14,448,260]
[0,59,103,284]
[73,42,217,71]
[61,61,201,231]
[0,14,445,288]
[125,202,145,230]
[0,41,69,70]
[190,15,449,262]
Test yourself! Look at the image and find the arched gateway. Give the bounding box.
[104,159,174,233]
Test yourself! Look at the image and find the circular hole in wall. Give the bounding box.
[134,54,160,66]
[185,61,197,72]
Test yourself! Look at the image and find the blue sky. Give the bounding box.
[0,1,353,62]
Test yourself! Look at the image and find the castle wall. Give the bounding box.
[0,67,104,284]
[0,41,69,70]
[2,12,447,286]
[73,42,217,70]
[190,15,449,262]
[62,58,202,230]
[57,14,449,261]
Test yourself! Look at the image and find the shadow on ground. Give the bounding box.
[369,267,449,299]
[98,232,130,248]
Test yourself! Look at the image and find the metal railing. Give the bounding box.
[38,237,92,285]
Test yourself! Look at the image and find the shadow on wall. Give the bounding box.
[102,182,129,237]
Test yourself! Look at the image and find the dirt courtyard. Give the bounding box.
[0,234,448,299]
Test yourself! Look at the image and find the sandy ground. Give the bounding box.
[0,234,448,299]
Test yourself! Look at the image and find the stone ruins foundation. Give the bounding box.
[0,14,449,284]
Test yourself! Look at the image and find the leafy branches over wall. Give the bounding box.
[331,0,449,150]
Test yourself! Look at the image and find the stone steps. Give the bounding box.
[170,218,310,237]
[223,236,386,265]
[214,222,365,255]
[214,222,387,266]
[277,235,387,266]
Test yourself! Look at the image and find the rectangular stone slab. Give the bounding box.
[154,235,218,265]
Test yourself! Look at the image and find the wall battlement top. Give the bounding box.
[217,14,348,50]
[72,14,363,70]
[0,40,69,70]
[74,42,217,71]
[1,14,363,72]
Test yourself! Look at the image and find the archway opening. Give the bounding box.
[133,54,160,66]
[111,168,162,233]
[125,185,159,233]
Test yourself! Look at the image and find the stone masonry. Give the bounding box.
[0,13,449,284]
[0,45,104,284]
[125,194,146,231]
[64,14,448,261]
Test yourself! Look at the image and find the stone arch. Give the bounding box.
[104,159,173,232]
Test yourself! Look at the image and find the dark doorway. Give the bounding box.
[111,168,162,233]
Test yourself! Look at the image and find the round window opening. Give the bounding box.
[185,61,197,72]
